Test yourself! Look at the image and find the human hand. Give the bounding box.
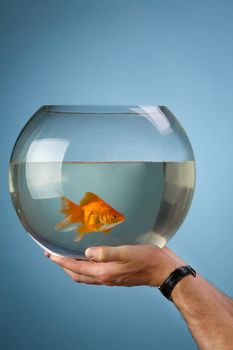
[45,244,185,287]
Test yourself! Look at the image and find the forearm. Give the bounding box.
[163,247,233,316]
[172,274,233,350]
[195,275,233,317]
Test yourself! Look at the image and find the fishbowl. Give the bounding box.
[9,105,195,259]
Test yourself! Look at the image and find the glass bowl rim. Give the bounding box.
[41,104,168,115]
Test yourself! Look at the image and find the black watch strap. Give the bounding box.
[158,265,196,301]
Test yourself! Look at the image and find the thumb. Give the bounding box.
[85,246,126,262]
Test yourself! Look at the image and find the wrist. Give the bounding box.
[150,260,181,287]
[171,274,198,306]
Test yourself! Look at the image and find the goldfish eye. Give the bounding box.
[113,215,117,218]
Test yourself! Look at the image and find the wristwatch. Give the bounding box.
[158,265,197,301]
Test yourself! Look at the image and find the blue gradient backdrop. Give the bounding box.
[1,1,233,349]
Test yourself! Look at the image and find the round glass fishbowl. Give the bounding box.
[9,105,195,259]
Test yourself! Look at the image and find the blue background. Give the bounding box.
[1,0,233,349]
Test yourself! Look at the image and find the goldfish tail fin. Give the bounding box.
[55,221,76,232]
[59,196,83,220]
[55,196,83,233]
[59,195,77,213]
[55,217,71,231]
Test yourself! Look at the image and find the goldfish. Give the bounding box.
[55,192,125,242]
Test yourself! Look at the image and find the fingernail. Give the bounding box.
[85,248,97,260]
[50,255,60,262]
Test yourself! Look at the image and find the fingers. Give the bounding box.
[45,245,130,265]
[62,267,102,285]
[49,255,119,286]
[85,245,129,263]
[49,255,98,277]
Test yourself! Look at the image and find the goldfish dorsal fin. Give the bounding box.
[80,192,102,206]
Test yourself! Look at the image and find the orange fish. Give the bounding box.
[55,192,125,242]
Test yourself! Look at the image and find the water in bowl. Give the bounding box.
[9,161,195,258]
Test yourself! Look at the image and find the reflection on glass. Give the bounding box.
[25,138,69,199]
[130,105,172,134]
